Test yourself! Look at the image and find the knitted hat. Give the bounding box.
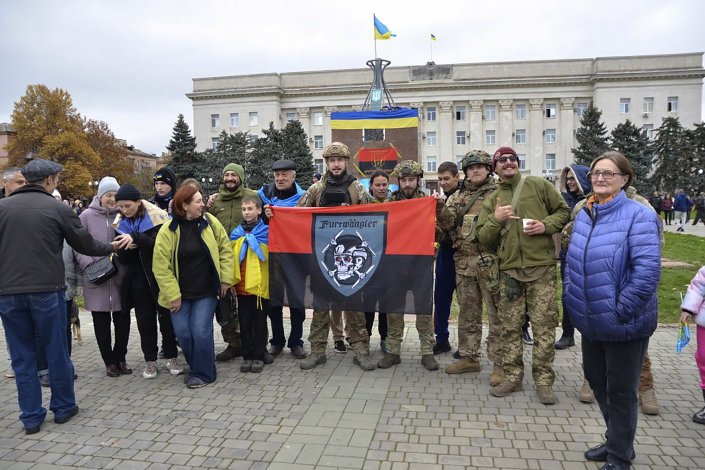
[97,176,120,198]
[21,159,63,182]
[153,166,177,189]
[492,146,518,168]
[223,162,245,181]
[114,183,141,201]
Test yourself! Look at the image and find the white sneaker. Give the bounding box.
[165,357,184,376]
[6,367,14,379]
[142,361,158,379]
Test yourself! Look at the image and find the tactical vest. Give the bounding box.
[317,179,359,207]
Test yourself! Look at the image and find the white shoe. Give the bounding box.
[165,358,184,376]
[142,361,158,379]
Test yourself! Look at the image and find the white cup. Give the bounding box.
[522,218,533,230]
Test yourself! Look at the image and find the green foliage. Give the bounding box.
[611,119,653,195]
[166,114,199,181]
[199,130,250,192]
[685,122,705,194]
[282,120,316,189]
[248,123,283,189]
[571,104,611,166]
[651,117,688,193]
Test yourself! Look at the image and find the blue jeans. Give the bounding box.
[434,243,456,342]
[170,296,218,383]
[0,292,76,428]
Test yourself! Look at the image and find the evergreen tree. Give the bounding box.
[610,120,653,195]
[571,104,610,166]
[166,114,198,180]
[651,117,688,192]
[200,130,250,193]
[282,120,316,189]
[247,123,282,189]
[688,122,705,194]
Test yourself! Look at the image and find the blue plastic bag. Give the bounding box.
[676,322,691,353]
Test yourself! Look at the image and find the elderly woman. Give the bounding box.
[564,152,661,470]
[153,185,234,389]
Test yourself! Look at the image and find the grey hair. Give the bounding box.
[3,167,22,181]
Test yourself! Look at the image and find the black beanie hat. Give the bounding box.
[115,184,142,201]
[153,166,177,189]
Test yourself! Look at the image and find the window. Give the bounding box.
[285,112,296,122]
[620,98,630,114]
[211,137,219,149]
[426,156,437,172]
[643,97,654,114]
[230,113,239,127]
[517,154,526,170]
[545,103,556,118]
[576,102,588,118]
[249,112,258,126]
[455,106,466,121]
[314,158,324,174]
[643,124,655,140]
[667,96,678,113]
[485,130,495,145]
[483,105,496,121]
[210,114,220,128]
[515,129,526,144]
[313,135,324,149]
[313,112,323,126]
[363,129,385,141]
[456,131,466,145]
[545,153,556,170]
[426,106,437,121]
[426,131,437,146]
[515,104,526,120]
[545,129,556,144]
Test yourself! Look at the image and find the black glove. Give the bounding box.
[505,276,522,301]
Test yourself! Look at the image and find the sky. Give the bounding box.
[1,0,704,155]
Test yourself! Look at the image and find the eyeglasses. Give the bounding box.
[588,170,624,180]
[497,155,518,163]
[566,176,576,182]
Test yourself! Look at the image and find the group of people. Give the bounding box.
[649,188,705,231]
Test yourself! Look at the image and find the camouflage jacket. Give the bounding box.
[437,178,497,275]
[296,174,370,207]
[386,188,426,201]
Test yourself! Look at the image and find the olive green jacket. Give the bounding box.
[209,185,259,235]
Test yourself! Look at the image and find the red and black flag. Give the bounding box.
[269,198,435,314]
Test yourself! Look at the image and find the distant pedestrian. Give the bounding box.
[674,189,689,232]
[661,193,674,225]
[692,192,705,226]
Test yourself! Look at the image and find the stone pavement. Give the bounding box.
[1,317,704,470]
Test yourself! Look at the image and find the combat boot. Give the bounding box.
[490,373,523,397]
[300,354,327,370]
[445,357,481,374]
[537,385,558,405]
[639,388,660,415]
[353,354,376,371]
[579,379,596,403]
[216,345,242,362]
[377,353,401,369]
[420,354,439,371]
[489,364,504,386]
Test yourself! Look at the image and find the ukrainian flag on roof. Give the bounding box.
[331,109,419,130]
[374,15,395,40]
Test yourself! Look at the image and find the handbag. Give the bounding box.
[84,254,118,285]
[216,290,236,327]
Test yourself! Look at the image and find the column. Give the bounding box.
[528,99,544,177]
[469,100,483,151]
[324,106,337,146]
[499,99,513,147]
[438,101,453,163]
[559,98,576,170]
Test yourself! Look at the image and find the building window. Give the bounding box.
[643,124,654,140]
[620,98,630,114]
[211,114,220,128]
[285,112,296,122]
[643,97,654,114]
[545,129,556,144]
[363,129,385,141]
[545,153,556,170]
[576,102,588,118]
[427,156,437,172]
[313,135,324,149]
[230,113,239,127]
[249,112,258,126]
[426,107,437,121]
[314,158,324,174]
[455,106,466,121]
[211,137,219,149]
[515,129,526,144]
[426,131,437,146]
[545,103,556,118]
[456,131,466,145]
[313,112,323,126]
[667,96,678,113]
[483,105,496,121]
[518,154,526,170]
[515,104,526,120]
[485,130,495,145]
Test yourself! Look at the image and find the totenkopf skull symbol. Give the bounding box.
[323,233,375,287]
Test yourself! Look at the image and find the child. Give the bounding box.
[230,196,269,373]
[681,265,705,425]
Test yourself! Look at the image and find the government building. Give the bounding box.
[187,52,704,183]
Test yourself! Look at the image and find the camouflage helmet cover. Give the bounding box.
[461,150,492,173]
[391,160,424,178]
[322,142,350,159]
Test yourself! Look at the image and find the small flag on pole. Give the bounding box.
[430,34,437,41]
[374,15,395,40]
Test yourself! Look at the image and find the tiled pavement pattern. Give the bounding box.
[1,318,704,470]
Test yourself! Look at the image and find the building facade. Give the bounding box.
[188,52,704,181]
[0,123,16,169]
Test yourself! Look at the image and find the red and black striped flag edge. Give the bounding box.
[269,197,435,314]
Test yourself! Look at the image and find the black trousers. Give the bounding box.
[268,305,306,348]
[583,336,648,468]
[91,310,130,366]
[364,312,388,340]
[130,286,177,362]
[238,295,268,361]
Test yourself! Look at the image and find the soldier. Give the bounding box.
[297,142,376,371]
[377,160,440,371]
[476,146,570,404]
[437,151,502,382]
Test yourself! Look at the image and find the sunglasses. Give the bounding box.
[497,155,518,164]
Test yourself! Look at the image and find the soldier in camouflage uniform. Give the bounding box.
[296,143,376,371]
[437,151,502,383]
[377,160,440,371]
[476,147,570,405]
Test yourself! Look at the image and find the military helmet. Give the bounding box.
[391,160,424,178]
[461,150,492,173]
[322,142,350,159]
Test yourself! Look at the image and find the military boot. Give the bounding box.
[300,354,327,370]
[489,364,504,387]
[377,353,401,369]
[537,385,558,405]
[579,379,596,403]
[445,357,481,374]
[490,373,523,397]
[420,354,439,371]
[639,388,660,415]
[353,354,376,371]
[216,345,242,362]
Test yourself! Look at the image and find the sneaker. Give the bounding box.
[579,379,596,403]
[269,344,284,358]
[377,353,401,369]
[554,336,575,350]
[25,425,40,435]
[39,374,50,387]
[521,328,534,345]
[165,358,184,376]
[353,354,376,371]
[263,352,274,364]
[54,405,79,424]
[240,360,252,372]
[490,379,523,397]
[300,354,327,370]
[215,345,241,362]
[186,376,208,389]
[639,387,660,415]
[432,340,452,355]
[334,340,347,353]
[6,367,14,379]
[421,354,439,371]
[537,385,558,405]
[445,357,481,374]
[250,360,264,373]
[142,361,158,379]
[380,340,389,354]
[693,405,705,425]
[290,345,307,359]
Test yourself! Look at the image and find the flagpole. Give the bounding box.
[430,37,433,62]
[373,13,377,58]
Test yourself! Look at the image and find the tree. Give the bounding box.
[686,122,705,194]
[84,118,133,185]
[166,114,198,180]
[651,117,688,193]
[200,130,250,194]
[247,123,282,189]
[571,104,610,166]
[282,120,316,189]
[610,120,653,195]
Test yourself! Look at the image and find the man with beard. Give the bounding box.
[150,166,177,213]
[209,163,259,362]
[476,146,570,404]
[296,142,376,371]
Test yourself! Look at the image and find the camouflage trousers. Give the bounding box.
[308,310,369,356]
[220,310,241,349]
[386,314,434,356]
[497,266,558,385]
[456,273,501,364]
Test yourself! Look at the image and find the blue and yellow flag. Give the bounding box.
[374,15,395,40]
[331,109,418,130]
[431,34,437,41]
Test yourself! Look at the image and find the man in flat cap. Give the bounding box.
[0,159,130,434]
